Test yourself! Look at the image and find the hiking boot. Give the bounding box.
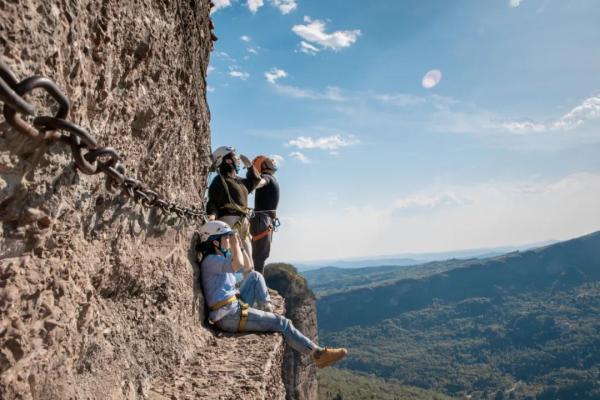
[313,347,348,368]
[256,301,274,313]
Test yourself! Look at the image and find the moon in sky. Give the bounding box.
[422,69,442,89]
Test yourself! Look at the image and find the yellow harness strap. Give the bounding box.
[238,302,250,331]
[209,295,237,311]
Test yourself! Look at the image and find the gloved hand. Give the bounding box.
[239,154,252,169]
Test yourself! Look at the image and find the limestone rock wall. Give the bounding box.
[265,264,319,400]
[0,1,285,399]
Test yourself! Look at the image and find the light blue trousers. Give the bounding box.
[215,271,317,355]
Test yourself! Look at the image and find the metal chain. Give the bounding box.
[0,60,207,226]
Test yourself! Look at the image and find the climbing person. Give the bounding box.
[206,146,260,277]
[250,155,280,274]
[196,221,348,368]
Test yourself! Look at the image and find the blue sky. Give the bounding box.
[207,0,600,262]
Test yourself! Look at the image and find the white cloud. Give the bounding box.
[247,0,264,13]
[552,95,600,131]
[509,0,523,7]
[288,151,311,164]
[229,69,250,80]
[499,94,600,134]
[502,120,547,134]
[207,66,215,75]
[292,17,361,52]
[271,172,600,262]
[271,84,347,101]
[265,68,288,84]
[241,35,251,42]
[207,85,215,92]
[298,41,320,55]
[211,0,232,13]
[271,154,284,165]
[394,192,465,211]
[248,47,259,55]
[375,93,426,107]
[287,134,359,150]
[270,0,297,14]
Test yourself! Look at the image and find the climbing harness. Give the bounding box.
[218,173,252,238]
[252,225,273,242]
[251,209,281,234]
[209,295,238,311]
[0,60,207,226]
[218,174,252,217]
[239,302,249,331]
[208,295,249,331]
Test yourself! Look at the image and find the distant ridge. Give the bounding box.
[295,239,558,271]
[317,230,600,331]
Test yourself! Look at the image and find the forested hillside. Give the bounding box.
[317,232,600,399]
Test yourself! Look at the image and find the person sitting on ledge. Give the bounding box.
[196,220,347,368]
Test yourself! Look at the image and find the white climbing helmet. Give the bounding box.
[198,220,233,244]
[212,146,237,169]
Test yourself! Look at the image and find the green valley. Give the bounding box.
[312,231,600,399]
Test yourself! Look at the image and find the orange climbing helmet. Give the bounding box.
[252,155,278,174]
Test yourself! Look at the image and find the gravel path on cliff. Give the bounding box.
[147,294,286,400]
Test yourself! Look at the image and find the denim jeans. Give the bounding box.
[216,272,317,355]
[238,271,270,307]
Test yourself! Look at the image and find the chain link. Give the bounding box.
[0,60,207,226]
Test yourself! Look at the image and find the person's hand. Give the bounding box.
[239,154,252,169]
[231,232,241,244]
[207,214,216,221]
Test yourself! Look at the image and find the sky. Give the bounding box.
[207,0,600,263]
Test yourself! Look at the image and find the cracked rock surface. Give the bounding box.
[1,1,286,399]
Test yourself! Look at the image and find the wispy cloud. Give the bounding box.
[272,172,600,261]
[552,95,600,131]
[394,192,465,211]
[229,69,250,80]
[247,0,264,13]
[509,0,524,7]
[211,0,232,13]
[289,151,311,164]
[271,84,347,102]
[265,68,288,84]
[287,134,359,150]
[271,154,284,165]
[502,120,547,134]
[298,41,320,55]
[240,35,251,42]
[207,66,215,75]
[375,93,426,107]
[292,17,361,53]
[247,47,260,55]
[207,85,215,92]
[271,0,297,14]
[501,94,600,134]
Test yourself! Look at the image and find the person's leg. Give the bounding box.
[240,217,254,270]
[251,214,272,274]
[214,306,347,367]
[238,271,271,307]
[242,307,317,355]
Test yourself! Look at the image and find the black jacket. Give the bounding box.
[206,167,261,218]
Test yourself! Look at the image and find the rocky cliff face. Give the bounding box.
[0,1,286,399]
[264,264,318,400]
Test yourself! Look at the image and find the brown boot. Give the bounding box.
[312,347,348,368]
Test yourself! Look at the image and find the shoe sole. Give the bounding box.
[315,353,347,369]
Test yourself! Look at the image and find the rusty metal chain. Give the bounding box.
[0,60,207,226]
